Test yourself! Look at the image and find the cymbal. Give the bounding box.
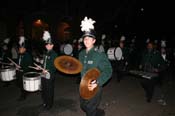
[54,55,83,74]
[79,68,100,100]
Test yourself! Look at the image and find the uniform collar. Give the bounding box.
[86,46,95,54]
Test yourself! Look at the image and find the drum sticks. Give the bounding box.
[30,63,49,73]
[0,61,13,66]
[7,57,21,68]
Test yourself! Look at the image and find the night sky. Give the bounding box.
[0,0,175,36]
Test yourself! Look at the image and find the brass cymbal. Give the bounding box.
[79,68,100,100]
[54,55,83,74]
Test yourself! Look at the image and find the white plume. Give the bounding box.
[161,40,166,47]
[78,38,83,43]
[4,38,10,44]
[43,31,51,41]
[146,38,150,43]
[131,38,135,43]
[19,36,25,46]
[120,35,126,41]
[80,17,96,32]
[101,34,106,40]
[73,39,77,43]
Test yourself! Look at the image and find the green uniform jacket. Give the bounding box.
[79,47,112,87]
[43,50,58,74]
[19,52,33,73]
[140,50,167,72]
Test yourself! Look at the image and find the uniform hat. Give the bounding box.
[42,30,53,44]
[82,29,96,39]
[80,16,96,39]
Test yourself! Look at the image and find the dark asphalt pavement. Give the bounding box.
[0,70,175,116]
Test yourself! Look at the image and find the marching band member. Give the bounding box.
[39,30,58,110]
[0,38,12,87]
[16,36,33,101]
[115,40,129,82]
[79,17,112,116]
[0,38,12,63]
[139,41,167,104]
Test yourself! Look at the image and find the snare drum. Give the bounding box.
[0,66,16,81]
[23,72,41,92]
[107,47,123,61]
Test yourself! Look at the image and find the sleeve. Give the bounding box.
[48,52,58,74]
[156,52,167,72]
[97,53,113,86]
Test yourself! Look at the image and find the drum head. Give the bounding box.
[107,48,116,60]
[23,72,40,78]
[115,47,122,61]
[63,44,73,55]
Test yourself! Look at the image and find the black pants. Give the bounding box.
[41,74,55,107]
[115,60,126,82]
[80,87,102,116]
[16,71,27,97]
[139,77,158,102]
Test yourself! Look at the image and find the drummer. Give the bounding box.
[0,38,12,87]
[0,38,12,64]
[16,36,33,101]
[39,30,57,111]
[79,17,112,116]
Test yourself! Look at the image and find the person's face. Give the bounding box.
[147,43,153,52]
[119,42,124,48]
[45,43,54,51]
[83,36,96,50]
[2,45,8,51]
[19,47,26,54]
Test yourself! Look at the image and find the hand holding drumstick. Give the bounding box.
[29,63,50,79]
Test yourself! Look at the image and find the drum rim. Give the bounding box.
[0,67,16,72]
[23,72,41,80]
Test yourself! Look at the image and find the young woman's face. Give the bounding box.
[83,36,96,49]
[45,44,54,51]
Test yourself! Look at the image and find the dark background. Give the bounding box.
[0,0,175,42]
